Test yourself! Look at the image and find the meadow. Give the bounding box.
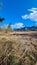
[0,31,37,65]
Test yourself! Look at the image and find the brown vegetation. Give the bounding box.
[0,31,37,65]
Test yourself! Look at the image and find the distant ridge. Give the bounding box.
[14,26,37,31]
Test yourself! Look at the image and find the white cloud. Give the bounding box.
[28,8,37,12]
[11,22,24,29]
[1,23,24,29]
[1,24,8,29]
[22,8,37,22]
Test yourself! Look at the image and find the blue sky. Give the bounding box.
[0,0,37,29]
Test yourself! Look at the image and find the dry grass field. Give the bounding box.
[0,31,37,65]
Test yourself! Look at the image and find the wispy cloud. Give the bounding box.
[22,8,37,25]
[11,22,24,29]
